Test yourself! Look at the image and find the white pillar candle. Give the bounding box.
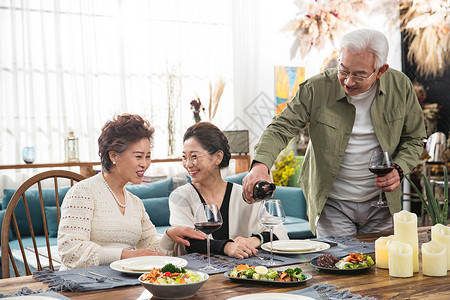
[375,235,395,269]
[431,223,450,270]
[388,241,413,277]
[393,210,419,272]
[422,240,447,277]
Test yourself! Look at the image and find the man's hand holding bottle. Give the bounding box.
[242,162,276,204]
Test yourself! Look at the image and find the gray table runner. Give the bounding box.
[180,251,302,275]
[288,283,377,300]
[0,288,71,299]
[33,265,141,292]
[30,236,375,292]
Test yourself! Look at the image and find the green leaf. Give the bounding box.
[406,176,434,221]
[421,173,438,224]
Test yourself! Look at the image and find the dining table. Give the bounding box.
[0,226,448,300]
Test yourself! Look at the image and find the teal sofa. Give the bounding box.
[1,172,314,277]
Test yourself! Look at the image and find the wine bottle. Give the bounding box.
[243,181,276,204]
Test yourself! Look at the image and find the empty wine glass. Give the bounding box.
[194,203,222,272]
[258,199,285,265]
[368,150,394,207]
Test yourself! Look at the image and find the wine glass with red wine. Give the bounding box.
[368,150,394,207]
[194,203,223,271]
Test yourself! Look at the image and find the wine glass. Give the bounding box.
[258,199,285,265]
[368,150,394,207]
[194,203,223,272]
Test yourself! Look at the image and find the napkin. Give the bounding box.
[288,283,377,300]
[0,287,71,299]
[33,265,141,292]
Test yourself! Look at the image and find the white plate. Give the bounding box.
[228,293,314,300]
[110,256,188,274]
[261,240,330,255]
[270,240,318,252]
[7,297,62,300]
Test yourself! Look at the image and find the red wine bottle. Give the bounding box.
[243,181,276,203]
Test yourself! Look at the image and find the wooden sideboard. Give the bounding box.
[0,155,251,177]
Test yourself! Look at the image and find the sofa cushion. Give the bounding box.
[224,172,248,184]
[0,209,13,241]
[126,178,174,199]
[283,219,315,239]
[44,206,59,237]
[142,197,170,227]
[271,186,307,220]
[2,187,71,237]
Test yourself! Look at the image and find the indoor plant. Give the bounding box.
[406,165,448,225]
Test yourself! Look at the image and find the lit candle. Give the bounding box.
[422,240,447,277]
[431,223,450,270]
[375,235,395,269]
[393,210,419,272]
[388,241,413,277]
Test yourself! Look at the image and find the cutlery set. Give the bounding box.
[78,271,122,282]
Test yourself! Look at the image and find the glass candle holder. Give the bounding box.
[22,146,36,164]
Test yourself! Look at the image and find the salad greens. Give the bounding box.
[229,264,306,281]
[141,263,202,285]
[335,253,374,269]
[161,263,186,274]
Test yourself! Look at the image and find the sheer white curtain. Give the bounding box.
[0,0,233,169]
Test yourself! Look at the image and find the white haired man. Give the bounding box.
[243,29,426,237]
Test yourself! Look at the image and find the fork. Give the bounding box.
[88,271,123,281]
[317,290,331,300]
[78,272,106,283]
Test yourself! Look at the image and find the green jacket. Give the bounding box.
[253,68,426,234]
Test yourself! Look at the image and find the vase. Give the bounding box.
[22,146,36,164]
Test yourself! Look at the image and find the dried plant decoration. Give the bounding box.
[208,77,226,122]
[165,63,182,157]
[282,0,369,60]
[400,0,449,78]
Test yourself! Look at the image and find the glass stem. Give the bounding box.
[378,191,383,205]
[270,228,274,262]
[207,234,211,267]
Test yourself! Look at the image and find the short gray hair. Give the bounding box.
[339,29,389,69]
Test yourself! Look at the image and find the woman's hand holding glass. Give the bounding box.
[166,226,206,247]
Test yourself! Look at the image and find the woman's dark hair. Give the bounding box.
[98,113,154,172]
[183,122,231,169]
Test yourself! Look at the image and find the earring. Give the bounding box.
[113,161,116,165]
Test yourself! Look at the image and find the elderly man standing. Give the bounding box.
[243,29,426,237]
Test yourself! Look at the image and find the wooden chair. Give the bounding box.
[1,170,85,278]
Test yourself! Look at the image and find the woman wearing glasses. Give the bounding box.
[169,122,288,259]
[242,29,426,237]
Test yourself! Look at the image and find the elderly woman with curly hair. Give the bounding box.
[57,114,204,270]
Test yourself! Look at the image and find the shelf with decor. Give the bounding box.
[0,155,251,178]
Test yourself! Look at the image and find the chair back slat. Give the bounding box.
[22,192,42,273]
[1,170,85,278]
[38,180,53,271]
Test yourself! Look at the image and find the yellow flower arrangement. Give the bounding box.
[272,150,301,186]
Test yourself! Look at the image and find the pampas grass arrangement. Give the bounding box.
[400,0,449,78]
[282,0,369,59]
[208,77,226,122]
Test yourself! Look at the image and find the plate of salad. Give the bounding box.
[310,253,375,274]
[224,264,312,286]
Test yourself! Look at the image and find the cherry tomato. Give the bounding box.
[163,272,172,277]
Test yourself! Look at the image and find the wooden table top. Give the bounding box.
[1,227,449,300]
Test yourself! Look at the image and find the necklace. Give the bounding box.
[101,173,128,208]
